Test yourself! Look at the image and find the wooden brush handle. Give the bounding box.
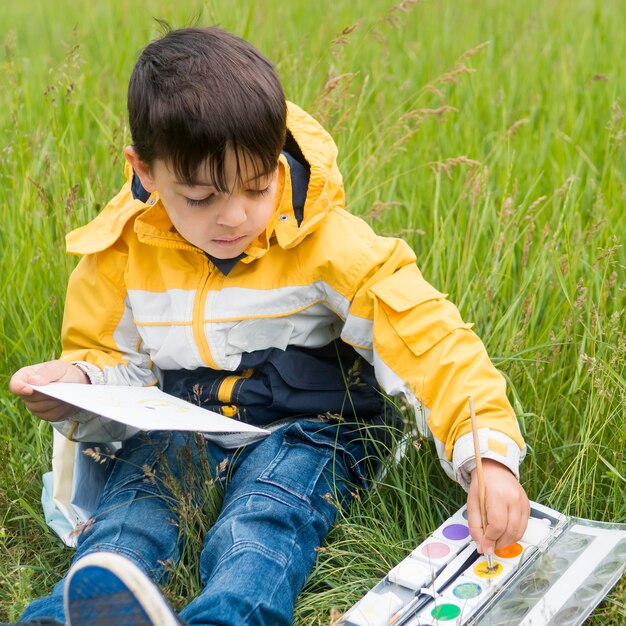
[469,397,488,531]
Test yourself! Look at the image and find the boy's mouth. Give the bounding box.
[213,236,246,246]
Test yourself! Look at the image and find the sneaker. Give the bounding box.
[64,552,183,626]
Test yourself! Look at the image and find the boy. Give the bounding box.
[8,26,529,626]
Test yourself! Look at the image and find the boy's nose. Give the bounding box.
[217,200,247,227]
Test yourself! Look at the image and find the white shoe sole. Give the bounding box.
[64,552,180,626]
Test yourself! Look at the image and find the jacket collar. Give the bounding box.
[66,102,344,266]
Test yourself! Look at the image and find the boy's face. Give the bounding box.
[127,148,278,259]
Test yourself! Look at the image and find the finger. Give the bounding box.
[466,477,485,547]
[39,404,78,422]
[24,398,78,422]
[495,493,531,549]
[23,394,66,411]
[9,365,43,396]
[482,495,508,556]
[26,360,74,386]
[494,507,520,550]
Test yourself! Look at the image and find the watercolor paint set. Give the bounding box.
[336,501,626,626]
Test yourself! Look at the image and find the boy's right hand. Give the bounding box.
[9,360,89,422]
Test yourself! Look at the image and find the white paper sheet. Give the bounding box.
[32,382,269,436]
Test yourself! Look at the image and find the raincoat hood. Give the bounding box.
[65,102,344,258]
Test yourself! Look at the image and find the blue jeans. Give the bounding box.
[22,419,376,625]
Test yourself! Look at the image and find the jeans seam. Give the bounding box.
[234,506,314,626]
[78,543,165,581]
[213,538,290,571]
[224,476,341,527]
[265,505,314,622]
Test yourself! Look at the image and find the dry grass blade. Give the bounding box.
[428,156,483,178]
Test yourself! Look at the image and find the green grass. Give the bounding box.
[1,0,625,623]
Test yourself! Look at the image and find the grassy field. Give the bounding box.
[1,0,624,623]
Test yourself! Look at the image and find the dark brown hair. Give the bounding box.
[127,26,287,190]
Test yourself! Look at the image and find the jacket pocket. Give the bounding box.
[257,426,334,503]
[256,421,365,525]
[225,318,295,356]
[369,265,471,357]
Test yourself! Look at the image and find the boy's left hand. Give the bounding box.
[467,458,530,555]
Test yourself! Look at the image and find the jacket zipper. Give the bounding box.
[193,256,219,369]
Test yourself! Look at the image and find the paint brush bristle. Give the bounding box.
[484,555,498,573]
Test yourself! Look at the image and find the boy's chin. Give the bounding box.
[204,245,247,259]
[209,252,243,260]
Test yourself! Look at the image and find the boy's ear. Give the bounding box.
[124,146,157,193]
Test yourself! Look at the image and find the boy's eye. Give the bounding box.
[185,194,216,207]
[248,186,271,197]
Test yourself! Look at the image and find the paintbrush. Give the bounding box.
[469,396,495,572]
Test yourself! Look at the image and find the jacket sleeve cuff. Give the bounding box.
[52,413,140,442]
[71,361,105,385]
[452,429,524,492]
[53,362,138,441]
